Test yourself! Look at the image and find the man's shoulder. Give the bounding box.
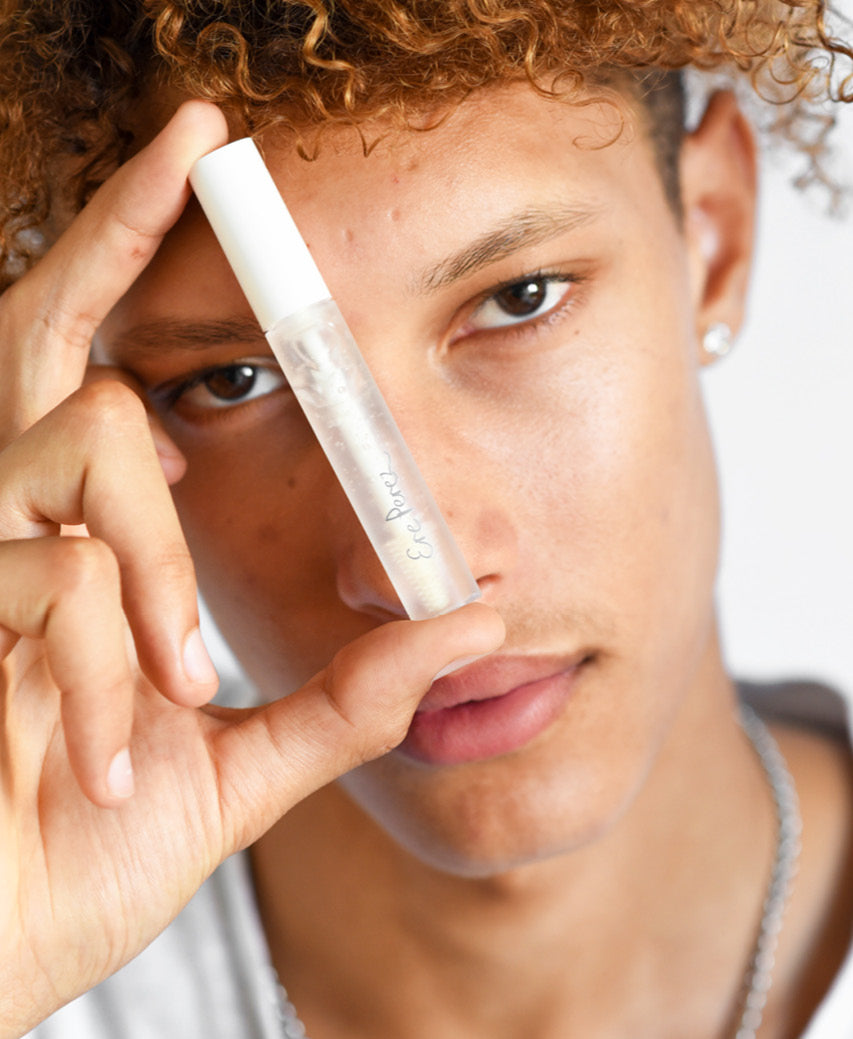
[739,677,850,741]
[744,678,853,1038]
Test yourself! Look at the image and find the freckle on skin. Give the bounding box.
[287,476,297,489]
[475,508,518,559]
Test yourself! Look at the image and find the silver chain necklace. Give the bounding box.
[274,987,308,1039]
[732,705,802,1038]
[273,705,801,1039]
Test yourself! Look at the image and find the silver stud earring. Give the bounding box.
[702,321,734,359]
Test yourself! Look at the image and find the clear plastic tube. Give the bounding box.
[189,137,480,619]
[268,299,480,620]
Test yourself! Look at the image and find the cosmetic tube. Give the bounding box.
[190,139,480,620]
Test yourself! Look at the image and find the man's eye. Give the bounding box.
[154,360,288,411]
[466,275,573,332]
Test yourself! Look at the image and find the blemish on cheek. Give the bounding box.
[255,522,281,545]
[287,476,297,489]
[474,508,518,553]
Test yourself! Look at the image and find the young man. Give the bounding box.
[1,3,852,1036]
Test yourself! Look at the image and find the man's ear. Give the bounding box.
[680,91,757,361]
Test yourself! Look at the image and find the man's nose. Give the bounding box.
[327,381,514,621]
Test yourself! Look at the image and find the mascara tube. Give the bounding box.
[189,138,480,620]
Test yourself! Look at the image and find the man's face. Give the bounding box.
[101,84,724,874]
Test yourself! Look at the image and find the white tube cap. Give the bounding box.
[189,138,330,331]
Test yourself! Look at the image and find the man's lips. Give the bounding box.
[416,652,590,713]
[398,651,591,766]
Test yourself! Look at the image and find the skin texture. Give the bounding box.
[98,86,806,1037]
[1,84,851,1037]
[0,101,504,1036]
[101,85,745,875]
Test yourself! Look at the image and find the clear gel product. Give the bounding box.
[189,138,480,620]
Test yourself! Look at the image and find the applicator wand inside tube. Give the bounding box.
[190,138,480,620]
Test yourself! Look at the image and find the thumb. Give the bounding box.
[211,602,505,852]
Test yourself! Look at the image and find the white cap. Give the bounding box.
[189,138,331,331]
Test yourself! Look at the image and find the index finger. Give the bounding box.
[0,100,228,444]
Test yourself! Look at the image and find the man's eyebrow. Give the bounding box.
[413,203,600,294]
[107,317,265,360]
[110,204,600,352]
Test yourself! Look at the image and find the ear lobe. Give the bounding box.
[680,91,758,351]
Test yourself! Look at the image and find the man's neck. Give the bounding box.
[250,663,776,1038]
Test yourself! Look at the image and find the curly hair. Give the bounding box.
[0,0,851,288]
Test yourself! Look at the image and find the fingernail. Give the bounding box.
[182,627,218,686]
[107,748,135,800]
[432,653,488,682]
[149,423,187,485]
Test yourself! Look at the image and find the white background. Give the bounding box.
[705,68,852,697]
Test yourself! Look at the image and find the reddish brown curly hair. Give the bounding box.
[1,0,851,288]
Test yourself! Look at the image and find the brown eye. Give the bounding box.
[204,364,259,401]
[465,274,573,333]
[152,359,289,413]
[493,279,548,316]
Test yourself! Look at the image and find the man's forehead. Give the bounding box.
[103,83,653,352]
[256,79,636,174]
